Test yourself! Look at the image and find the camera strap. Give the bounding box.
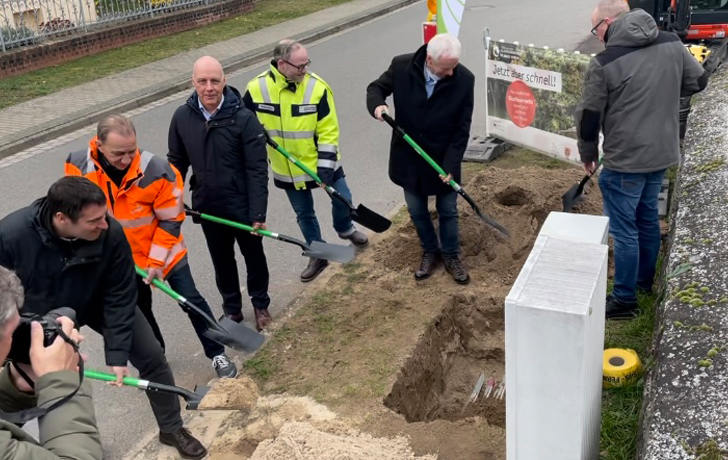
[0,329,85,425]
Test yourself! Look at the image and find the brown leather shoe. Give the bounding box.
[222,311,244,323]
[415,252,440,281]
[159,427,207,459]
[443,256,470,285]
[254,308,272,332]
[301,257,329,282]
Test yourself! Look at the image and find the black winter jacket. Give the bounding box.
[366,44,475,196]
[168,85,269,224]
[0,198,137,367]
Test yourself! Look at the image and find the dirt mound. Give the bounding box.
[250,422,438,460]
[209,164,605,460]
[199,375,260,411]
[373,167,602,283]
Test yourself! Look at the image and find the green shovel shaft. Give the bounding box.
[134,266,186,302]
[85,369,147,387]
[192,212,277,238]
[381,113,457,189]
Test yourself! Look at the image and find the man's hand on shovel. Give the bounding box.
[251,222,267,237]
[374,105,389,121]
[583,160,598,175]
[110,366,130,387]
[440,173,452,184]
[144,267,164,285]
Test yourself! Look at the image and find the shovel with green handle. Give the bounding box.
[263,131,392,233]
[183,206,355,263]
[380,112,510,238]
[135,266,265,352]
[84,369,210,410]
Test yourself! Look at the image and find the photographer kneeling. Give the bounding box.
[0,265,101,459]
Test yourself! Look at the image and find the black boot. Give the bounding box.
[605,295,639,320]
[301,258,329,282]
[159,427,207,459]
[415,252,440,281]
[443,256,470,285]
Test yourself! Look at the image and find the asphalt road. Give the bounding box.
[0,0,599,457]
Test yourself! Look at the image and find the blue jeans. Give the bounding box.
[166,263,226,359]
[599,168,666,304]
[284,176,355,245]
[404,189,459,257]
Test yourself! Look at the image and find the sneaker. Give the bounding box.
[339,229,369,248]
[159,427,207,459]
[443,256,470,285]
[605,295,639,320]
[212,354,238,379]
[301,257,329,282]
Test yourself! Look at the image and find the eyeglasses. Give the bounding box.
[282,59,311,72]
[591,18,606,36]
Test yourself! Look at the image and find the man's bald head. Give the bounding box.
[192,56,226,113]
[591,0,629,43]
[192,55,224,79]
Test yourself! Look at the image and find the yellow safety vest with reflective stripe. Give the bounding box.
[245,65,341,190]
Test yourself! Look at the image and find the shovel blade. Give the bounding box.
[352,204,391,233]
[303,241,355,263]
[185,385,211,410]
[203,317,265,353]
[562,183,586,212]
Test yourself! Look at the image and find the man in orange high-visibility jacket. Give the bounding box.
[65,114,238,383]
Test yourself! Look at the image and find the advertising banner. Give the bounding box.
[486,40,593,164]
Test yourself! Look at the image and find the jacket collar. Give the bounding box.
[268,62,304,92]
[186,85,242,121]
[88,137,143,191]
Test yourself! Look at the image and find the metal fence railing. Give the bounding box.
[0,0,219,51]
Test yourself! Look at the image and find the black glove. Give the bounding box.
[316,167,334,185]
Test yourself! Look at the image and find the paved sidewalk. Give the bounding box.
[0,0,421,159]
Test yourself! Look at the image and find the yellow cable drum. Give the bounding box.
[603,348,642,389]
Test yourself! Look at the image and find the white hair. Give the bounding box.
[595,0,629,20]
[426,33,462,62]
[0,265,23,340]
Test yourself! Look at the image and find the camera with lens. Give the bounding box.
[7,307,77,365]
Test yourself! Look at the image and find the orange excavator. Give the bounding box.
[629,0,728,138]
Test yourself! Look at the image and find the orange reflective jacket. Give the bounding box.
[65,138,187,278]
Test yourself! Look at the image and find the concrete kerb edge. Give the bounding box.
[0,0,421,160]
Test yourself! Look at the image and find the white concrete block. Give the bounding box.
[505,222,608,460]
[539,211,609,245]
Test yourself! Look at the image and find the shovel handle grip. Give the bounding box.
[380,113,452,184]
[85,369,144,387]
[264,130,324,185]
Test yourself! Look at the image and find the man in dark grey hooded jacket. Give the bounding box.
[575,0,708,319]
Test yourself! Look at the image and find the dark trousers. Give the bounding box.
[404,189,460,257]
[136,263,225,359]
[88,308,182,433]
[200,221,271,314]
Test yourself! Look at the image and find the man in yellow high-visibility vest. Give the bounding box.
[243,40,368,282]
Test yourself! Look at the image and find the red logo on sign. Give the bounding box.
[505,80,537,128]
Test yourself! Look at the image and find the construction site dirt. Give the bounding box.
[203,155,604,460]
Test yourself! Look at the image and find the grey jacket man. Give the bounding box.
[575,8,708,173]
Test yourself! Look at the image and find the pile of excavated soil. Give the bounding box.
[251,422,438,460]
[208,165,604,460]
[199,375,260,411]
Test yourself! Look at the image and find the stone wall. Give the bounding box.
[637,64,728,459]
